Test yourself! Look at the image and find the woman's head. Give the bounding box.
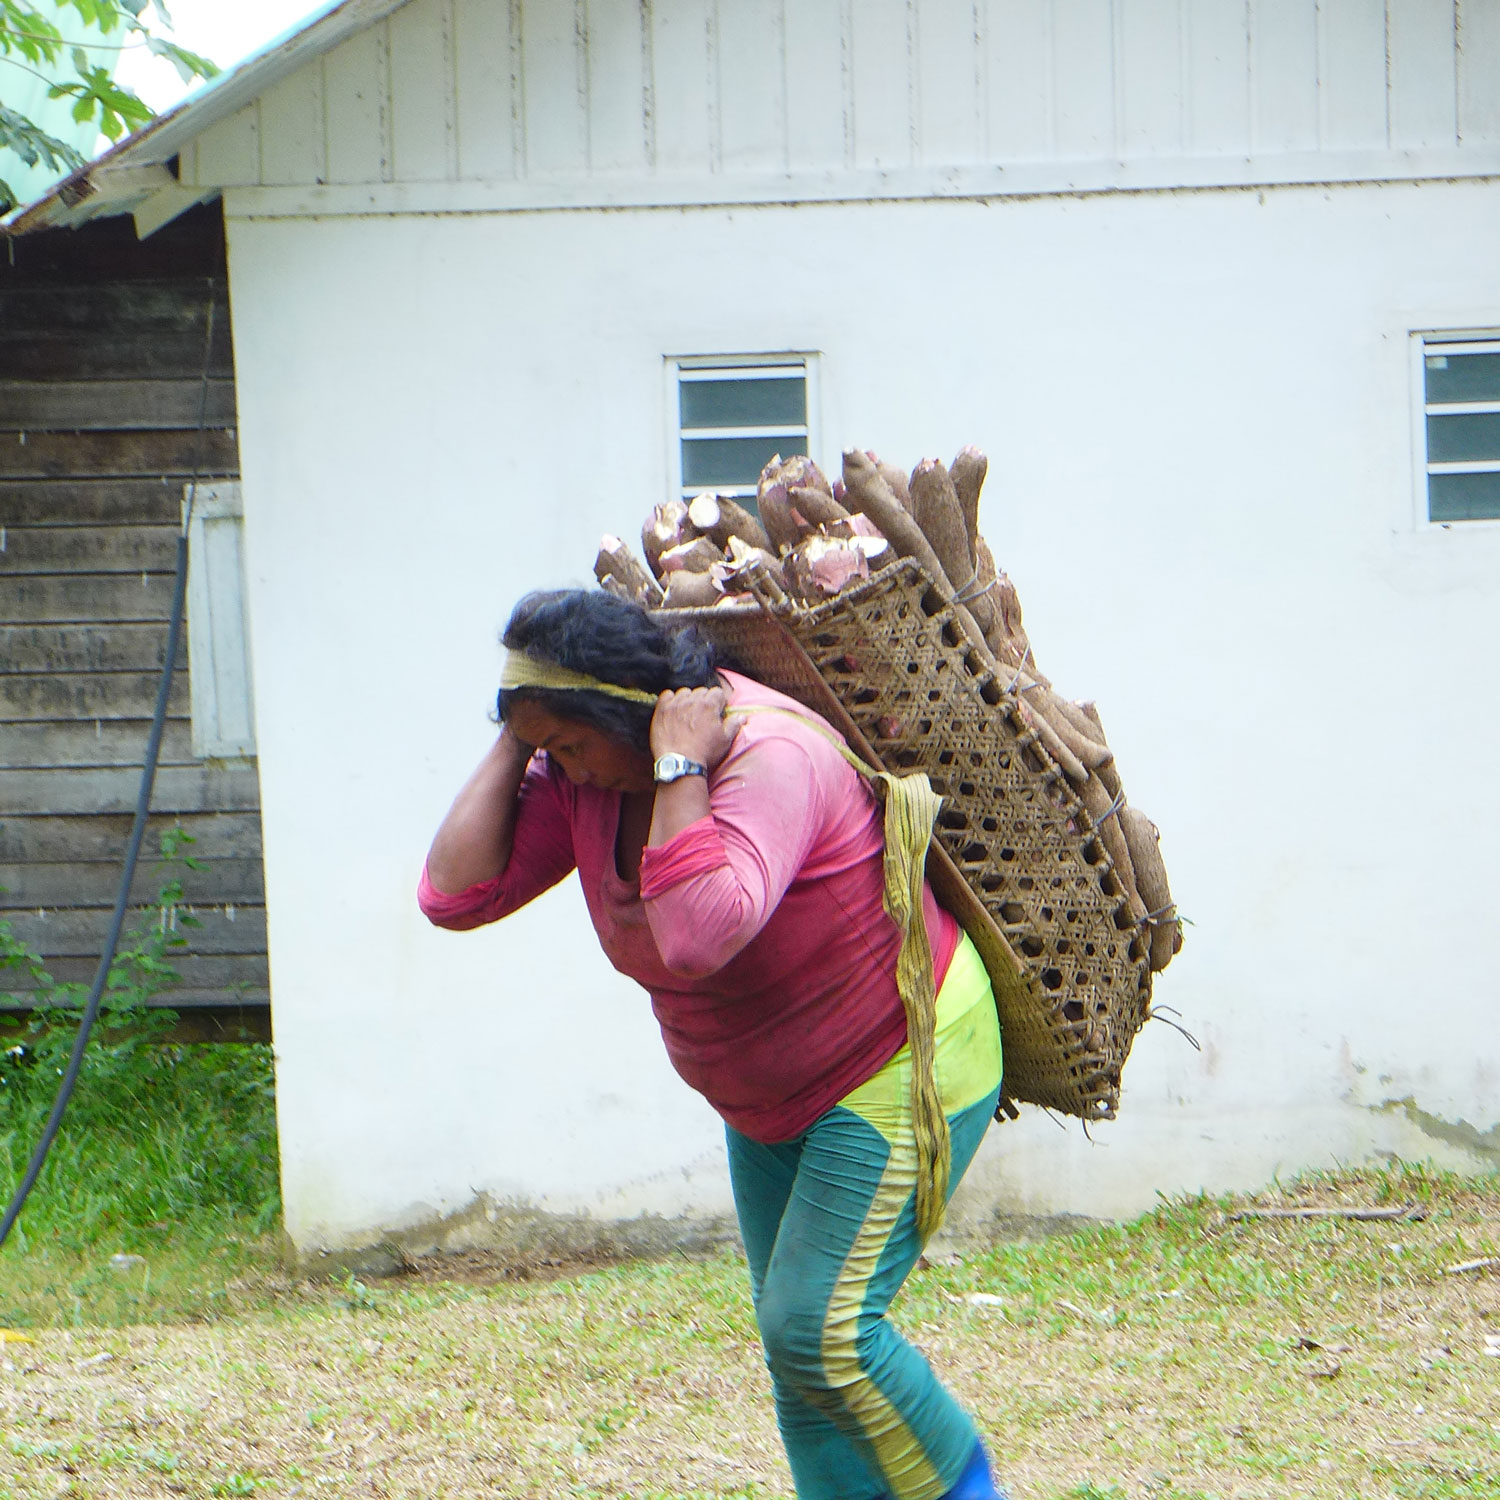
[497,589,719,772]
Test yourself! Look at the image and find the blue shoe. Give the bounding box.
[939,1439,1009,1500]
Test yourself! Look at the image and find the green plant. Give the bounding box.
[0,1,218,210]
[1,825,202,1106]
[0,830,280,1262]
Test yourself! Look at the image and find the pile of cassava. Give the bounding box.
[594,447,1181,975]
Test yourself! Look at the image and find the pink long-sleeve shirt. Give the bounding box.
[418,671,960,1142]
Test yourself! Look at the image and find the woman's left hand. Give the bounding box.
[650,686,741,770]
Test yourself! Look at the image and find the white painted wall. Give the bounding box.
[223,174,1499,1256]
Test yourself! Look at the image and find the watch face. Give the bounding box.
[654,754,704,783]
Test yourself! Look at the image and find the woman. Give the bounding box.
[420,588,1010,1500]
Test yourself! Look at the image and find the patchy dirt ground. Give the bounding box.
[3,1165,1498,1500]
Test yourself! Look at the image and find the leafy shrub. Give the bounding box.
[0,833,279,1252]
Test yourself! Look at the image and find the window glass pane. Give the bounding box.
[1425,350,1500,404]
[680,376,806,429]
[1426,411,1500,463]
[1429,471,1500,522]
[682,434,803,488]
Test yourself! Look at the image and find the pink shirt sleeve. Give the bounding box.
[416,755,578,930]
[638,735,828,978]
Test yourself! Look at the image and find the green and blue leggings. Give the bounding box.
[726,935,1004,1500]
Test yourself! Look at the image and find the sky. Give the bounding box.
[112,0,330,115]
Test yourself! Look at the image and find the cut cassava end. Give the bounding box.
[595,534,664,604]
[661,569,722,608]
[757,455,812,554]
[642,500,694,578]
[714,536,790,600]
[658,536,723,574]
[686,491,772,554]
[783,535,872,602]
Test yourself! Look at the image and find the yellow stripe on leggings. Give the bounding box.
[816,1137,946,1500]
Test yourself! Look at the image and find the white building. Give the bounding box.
[11,0,1498,1268]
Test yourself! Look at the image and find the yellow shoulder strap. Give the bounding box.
[729,705,951,1240]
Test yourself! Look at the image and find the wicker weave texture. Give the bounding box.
[676,560,1153,1120]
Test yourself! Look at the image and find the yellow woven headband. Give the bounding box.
[500,650,660,706]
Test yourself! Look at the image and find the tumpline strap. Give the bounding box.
[729,705,952,1241]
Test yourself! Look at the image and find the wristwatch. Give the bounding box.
[653,752,708,784]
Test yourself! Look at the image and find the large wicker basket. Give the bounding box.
[668,557,1154,1121]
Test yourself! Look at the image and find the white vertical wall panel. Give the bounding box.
[1051,0,1116,158]
[520,0,589,174]
[453,0,521,179]
[1249,0,1319,152]
[586,0,650,172]
[1117,0,1184,155]
[716,0,788,172]
[389,0,457,181]
[192,0,1500,196]
[1387,0,1458,150]
[189,104,262,189]
[1182,0,1250,153]
[847,0,917,170]
[1457,0,1500,143]
[985,0,1054,159]
[1316,0,1388,151]
[914,0,983,165]
[783,0,849,170]
[258,68,327,186]
[650,0,714,174]
[322,26,392,184]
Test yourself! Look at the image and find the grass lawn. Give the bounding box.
[2,1161,1497,1500]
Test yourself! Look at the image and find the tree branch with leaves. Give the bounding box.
[0,0,217,213]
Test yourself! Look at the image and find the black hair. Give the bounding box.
[497,589,720,753]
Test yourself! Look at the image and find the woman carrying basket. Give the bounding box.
[419,587,1010,1500]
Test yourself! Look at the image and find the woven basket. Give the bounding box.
[667,557,1153,1121]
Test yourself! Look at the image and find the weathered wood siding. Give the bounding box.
[0,205,269,1034]
[181,0,1500,201]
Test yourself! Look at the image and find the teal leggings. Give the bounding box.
[726,1087,1000,1500]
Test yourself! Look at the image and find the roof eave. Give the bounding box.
[2,0,411,237]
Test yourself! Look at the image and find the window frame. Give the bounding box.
[1410,330,1500,530]
[664,353,821,505]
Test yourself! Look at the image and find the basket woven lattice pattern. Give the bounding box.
[688,559,1153,1120]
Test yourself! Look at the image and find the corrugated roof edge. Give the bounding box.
[2,0,411,237]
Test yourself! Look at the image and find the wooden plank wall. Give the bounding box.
[0,204,270,1040]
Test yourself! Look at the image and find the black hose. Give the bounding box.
[0,533,189,1251]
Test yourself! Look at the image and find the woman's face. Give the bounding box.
[506,700,655,794]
